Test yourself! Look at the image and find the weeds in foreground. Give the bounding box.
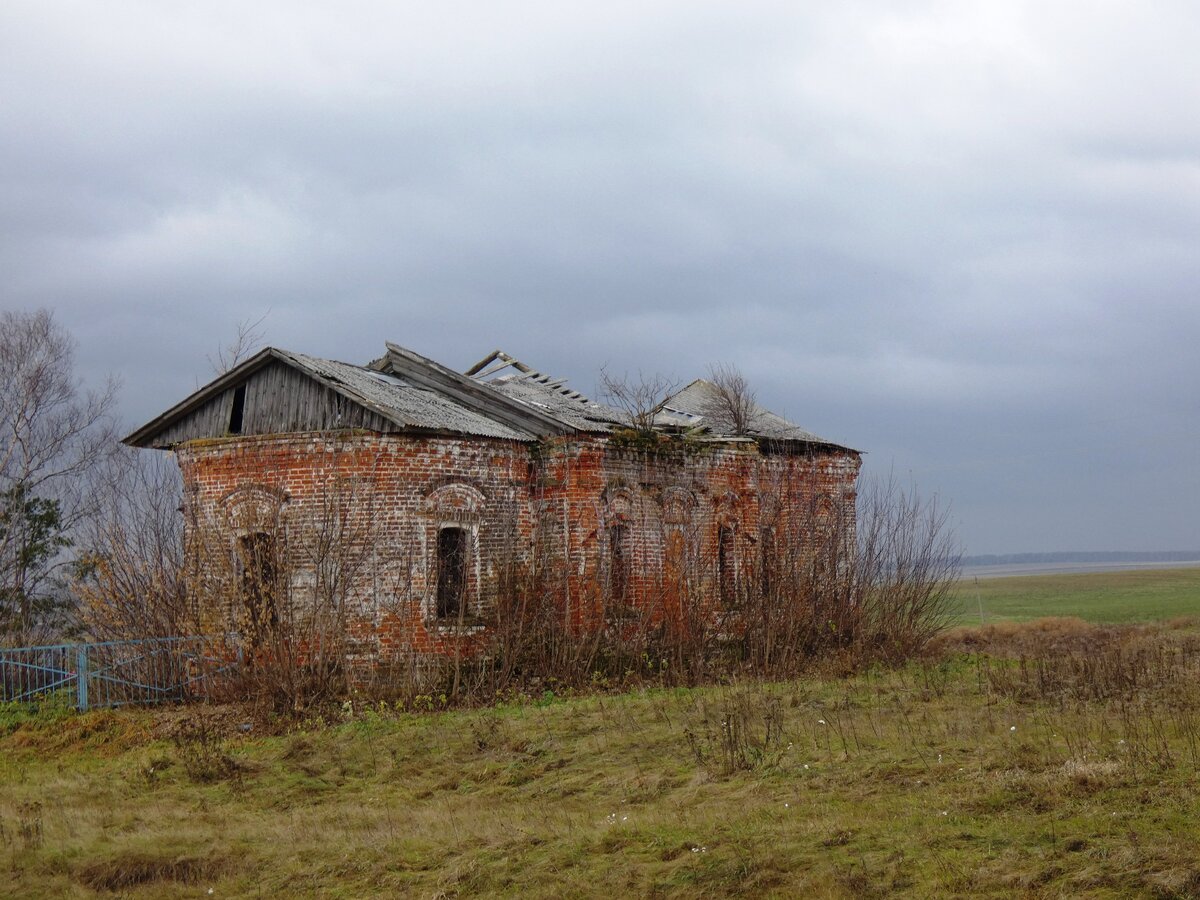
[3,618,1200,898]
[170,714,243,783]
[15,801,42,851]
[75,852,234,893]
[682,689,786,776]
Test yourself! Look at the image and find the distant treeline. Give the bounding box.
[963,551,1200,567]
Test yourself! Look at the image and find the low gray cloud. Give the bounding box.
[2,1,1197,553]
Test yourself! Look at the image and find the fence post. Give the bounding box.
[76,644,89,711]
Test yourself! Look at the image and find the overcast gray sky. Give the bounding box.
[2,2,1197,555]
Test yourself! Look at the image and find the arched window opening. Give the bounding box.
[238,531,278,644]
[437,526,468,619]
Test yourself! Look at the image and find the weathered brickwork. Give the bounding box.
[178,430,860,663]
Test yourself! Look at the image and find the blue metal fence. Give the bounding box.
[0,638,238,710]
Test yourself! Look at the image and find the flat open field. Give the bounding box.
[951,566,1200,625]
[5,610,1200,898]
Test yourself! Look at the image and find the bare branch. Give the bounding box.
[208,313,269,376]
[598,367,679,434]
[705,363,759,436]
[0,309,119,638]
[73,450,189,640]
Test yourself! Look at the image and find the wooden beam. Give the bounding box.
[383,343,570,438]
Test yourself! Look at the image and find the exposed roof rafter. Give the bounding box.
[380,343,570,438]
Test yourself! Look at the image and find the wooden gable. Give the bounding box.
[125,351,397,449]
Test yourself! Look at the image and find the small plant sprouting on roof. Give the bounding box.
[705,363,760,437]
[598,367,680,436]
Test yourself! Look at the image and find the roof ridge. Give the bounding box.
[381,342,570,439]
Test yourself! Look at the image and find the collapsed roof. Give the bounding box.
[124,343,851,451]
[656,379,837,444]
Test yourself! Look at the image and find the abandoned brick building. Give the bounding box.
[125,343,861,662]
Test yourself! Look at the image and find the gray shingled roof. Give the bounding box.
[283,351,531,441]
[125,342,854,451]
[486,374,623,433]
[657,379,850,447]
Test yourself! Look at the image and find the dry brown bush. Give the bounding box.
[930,617,1200,707]
[443,472,961,703]
[73,450,192,640]
[929,617,1147,658]
[76,851,235,892]
[93,434,958,711]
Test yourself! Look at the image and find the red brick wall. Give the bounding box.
[176,431,860,663]
[532,438,861,630]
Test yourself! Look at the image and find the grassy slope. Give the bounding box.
[4,572,1200,898]
[950,566,1200,624]
[5,631,1200,899]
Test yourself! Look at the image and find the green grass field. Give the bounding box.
[951,566,1200,624]
[4,571,1200,897]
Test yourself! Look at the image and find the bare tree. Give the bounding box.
[74,315,271,646]
[0,309,118,639]
[705,363,759,436]
[852,476,961,660]
[73,450,190,641]
[598,367,679,434]
[208,313,269,376]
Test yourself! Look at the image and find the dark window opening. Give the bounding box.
[229,384,247,434]
[718,525,737,606]
[238,531,278,644]
[437,527,468,619]
[608,523,629,605]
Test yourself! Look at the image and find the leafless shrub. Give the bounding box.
[682,471,961,677]
[598,367,679,434]
[182,440,398,714]
[165,430,957,711]
[175,464,957,711]
[705,363,759,436]
[170,716,242,783]
[448,466,959,701]
[683,688,786,776]
[852,476,961,662]
[73,450,191,640]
